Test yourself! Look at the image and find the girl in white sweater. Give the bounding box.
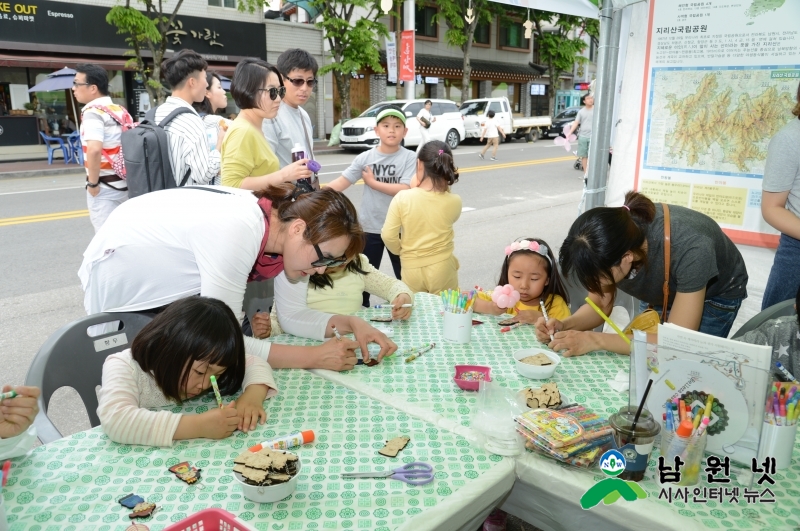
[97,296,277,447]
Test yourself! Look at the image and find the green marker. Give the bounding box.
[209,375,223,409]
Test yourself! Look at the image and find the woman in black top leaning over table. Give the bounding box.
[534,191,748,357]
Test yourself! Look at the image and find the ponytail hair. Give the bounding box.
[418,140,459,192]
[255,184,365,262]
[559,190,655,294]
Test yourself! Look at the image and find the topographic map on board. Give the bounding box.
[644,68,796,176]
[745,0,785,20]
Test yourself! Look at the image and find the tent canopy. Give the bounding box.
[489,0,599,19]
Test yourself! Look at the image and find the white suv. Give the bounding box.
[339,99,465,151]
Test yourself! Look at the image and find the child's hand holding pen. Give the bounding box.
[391,293,413,320]
[0,385,40,439]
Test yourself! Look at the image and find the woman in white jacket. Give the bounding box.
[79,184,396,371]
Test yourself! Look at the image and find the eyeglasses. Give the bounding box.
[285,77,318,88]
[72,81,92,87]
[311,244,348,268]
[258,86,286,100]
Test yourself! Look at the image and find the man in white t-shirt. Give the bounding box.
[479,110,505,161]
[73,63,130,232]
[416,99,436,154]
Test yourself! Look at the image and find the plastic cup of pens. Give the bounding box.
[441,289,476,344]
[608,406,661,482]
[758,381,799,470]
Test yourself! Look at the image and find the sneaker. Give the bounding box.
[478,153,484,160]
[491,157,497,161]
[581,172,587,180]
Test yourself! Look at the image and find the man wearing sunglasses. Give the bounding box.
[263,49,319,183]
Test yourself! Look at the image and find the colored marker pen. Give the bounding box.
[0,390,17,401]
[373,304,413,309]
[249,430,315,452]
[209,375,223,409]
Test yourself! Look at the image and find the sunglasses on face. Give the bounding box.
[72,81,92,87]
[285,77,318,88]
[311,244,348,268]
[258,86,287,100]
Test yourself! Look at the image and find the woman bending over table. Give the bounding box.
[253,254,414,339]
[98,296,275,446]
[79,184,397,372]
[536,191,748,356]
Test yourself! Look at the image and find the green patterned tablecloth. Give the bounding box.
[2,370,513,531]
[270,293,800,531]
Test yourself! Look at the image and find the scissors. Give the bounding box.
[341,462,434,486]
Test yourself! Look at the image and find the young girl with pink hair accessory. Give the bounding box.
[473,237,571,321]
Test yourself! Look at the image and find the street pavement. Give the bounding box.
[0,138,776,440]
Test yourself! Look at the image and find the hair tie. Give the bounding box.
[438,149,444,155]
[622,205,630,211]
[504,239,552,267]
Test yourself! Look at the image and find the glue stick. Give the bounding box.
[249,430,315,452]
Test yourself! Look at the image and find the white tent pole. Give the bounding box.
[584,1,622,210]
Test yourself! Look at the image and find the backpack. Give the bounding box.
[83,104,136,178]
[120,106,194,198]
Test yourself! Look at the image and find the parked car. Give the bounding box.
[339,99,465,151]
[459,97,551,143]
[543,106,583,138]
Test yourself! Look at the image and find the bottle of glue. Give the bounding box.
[665,418,694,461]
[248,430,315,452]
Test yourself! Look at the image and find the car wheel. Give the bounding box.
[446,129,460,149]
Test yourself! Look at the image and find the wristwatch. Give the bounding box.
[85,180,100,189]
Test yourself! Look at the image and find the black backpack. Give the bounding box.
[120,106,194,198]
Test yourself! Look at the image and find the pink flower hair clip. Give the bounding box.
[438,149,444,155]
[504,239,551,265]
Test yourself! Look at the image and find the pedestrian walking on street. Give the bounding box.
[416,99,435,154]
[478,110,505,161]
[568,93,593,179]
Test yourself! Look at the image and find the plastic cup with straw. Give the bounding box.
[627,378,654,445]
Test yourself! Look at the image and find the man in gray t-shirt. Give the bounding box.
[328,108,416,307]
[568,93,594,177]
[761,114,800,309]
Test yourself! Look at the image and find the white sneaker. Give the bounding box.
[491,157,497,161]
[478,153,484,160]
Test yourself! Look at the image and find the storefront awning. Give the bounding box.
[379,52,546,83]
[0,53,129,70]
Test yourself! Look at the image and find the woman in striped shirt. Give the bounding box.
[97,296,277,447]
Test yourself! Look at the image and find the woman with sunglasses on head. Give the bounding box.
[80,183,397,372]
[221,58,313,190]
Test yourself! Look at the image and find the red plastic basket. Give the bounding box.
[162,508,256,531]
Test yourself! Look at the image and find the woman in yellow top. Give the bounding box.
[381,140,462,294]
[221,58,312,190]
[473,238,571,321]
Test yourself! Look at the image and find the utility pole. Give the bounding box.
[403,0,415,100]
[584,1,622,210]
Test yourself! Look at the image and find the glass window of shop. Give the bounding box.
[0,67,30,115]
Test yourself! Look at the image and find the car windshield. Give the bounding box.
[556,109,578,119]
[459,101,487,116]
[359,102,405,118]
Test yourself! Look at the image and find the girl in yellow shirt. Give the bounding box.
[474,238,571,321]
[381,140,461,294]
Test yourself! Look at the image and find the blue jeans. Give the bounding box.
[639,295,743,338]
[762,233,800,310]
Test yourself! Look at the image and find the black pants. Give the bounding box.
[362,232,402,307]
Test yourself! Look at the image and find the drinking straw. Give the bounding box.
[584,297,630,345]
[627,378,653,444]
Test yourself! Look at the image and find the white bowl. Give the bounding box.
[233,455,301,503]
[513,348,560,379]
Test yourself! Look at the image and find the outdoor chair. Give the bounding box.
[24,312,153,444]
[731,299,797,339]
[39,132,71,164]
[66,131,83,165]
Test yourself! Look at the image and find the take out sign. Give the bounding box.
[0,3,38,14]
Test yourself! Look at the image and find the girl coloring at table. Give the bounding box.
[97,296,277,447]
[473,237,571,321]
[381,140,462,294]
[254,254,414,338]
